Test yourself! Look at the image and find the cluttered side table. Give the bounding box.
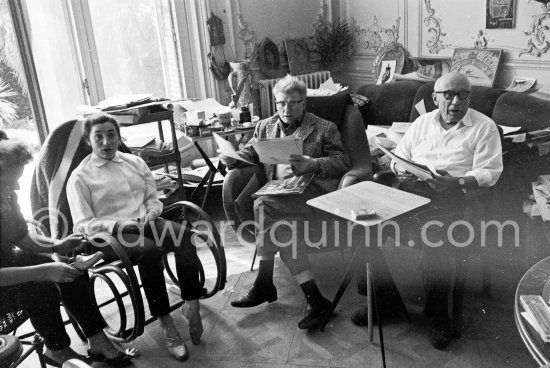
[515,255,550,366]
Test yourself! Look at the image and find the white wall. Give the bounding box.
[341,0,550,90]
[206,0,323,104]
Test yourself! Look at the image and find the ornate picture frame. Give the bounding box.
[284,38,310,76]
[450,48,502,87]
[258,38,282,78]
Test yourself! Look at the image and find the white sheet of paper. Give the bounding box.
[252,136,303,164]
[376,60,396,85]
[499,125,521,135]
[366,125,390,139]
[212,132,254,165]
[415,99,427,115]
[510,133,526,143]
[389,122,411,134]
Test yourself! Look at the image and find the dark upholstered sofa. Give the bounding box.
[356,81,550,249]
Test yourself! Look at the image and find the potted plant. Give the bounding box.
[311,19,355,72]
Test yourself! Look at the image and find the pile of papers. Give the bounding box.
[152,171,178,200]
[506,77,537,93]
[520,295,550,342]
[527,174,550,221]
[506,127,550,156]
[177,98,231,120]
[307,78,348,96]
[366,122,411,156]
[182,164,224,183]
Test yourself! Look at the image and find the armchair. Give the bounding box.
[31,119,226,342]
[222,93,372,268]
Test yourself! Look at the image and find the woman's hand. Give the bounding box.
[139,211,158,231]
[41,262,84,283]
[54,233,87,254]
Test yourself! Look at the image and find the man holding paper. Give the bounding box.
[373,72,502,349]
[219,75,349,330]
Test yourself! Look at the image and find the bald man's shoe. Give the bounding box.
[231,284,277,308]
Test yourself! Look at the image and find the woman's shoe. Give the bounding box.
[112,341,141,358]
[43,350,91,367]
[87,350,133,366]
[162,331,189,361]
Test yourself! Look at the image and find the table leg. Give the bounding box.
[367,261,373,342]
[190,141,220,207]
[369,230,387,368]
[320,244,364,332]
[201,170,216,209]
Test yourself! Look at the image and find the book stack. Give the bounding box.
[520,295,550,342]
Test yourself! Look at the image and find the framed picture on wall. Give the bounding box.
[284,38,310,76]
[486,0,516,29]
[450,48,502,87]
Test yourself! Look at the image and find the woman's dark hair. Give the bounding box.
[0,139,33,173]
[0,129,8,141]
[82,113,121,143]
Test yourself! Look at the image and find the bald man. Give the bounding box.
[353,72,503,349]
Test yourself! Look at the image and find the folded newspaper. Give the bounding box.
[252,174,314,197]
[375,138,435,180]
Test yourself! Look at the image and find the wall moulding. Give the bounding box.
[421,0,448,54]
[351,15,402,55]
[519,3,550,58]
[233,0,258,60]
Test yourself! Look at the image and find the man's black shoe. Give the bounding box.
[351,305,374,327]
[428,317,453,350]
[351,300,405,327]
[231,284,277,308]
[298,298,332,330]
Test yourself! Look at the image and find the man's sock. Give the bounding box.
[253,259,275,288]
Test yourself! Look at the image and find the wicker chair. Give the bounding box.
[0,310,46,368]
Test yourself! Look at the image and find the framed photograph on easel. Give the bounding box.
[450,48,502,87]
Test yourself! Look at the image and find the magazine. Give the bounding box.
[252,174,314,197]
[375,139,435,180]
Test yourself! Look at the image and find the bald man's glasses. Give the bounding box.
[434,90,470,101]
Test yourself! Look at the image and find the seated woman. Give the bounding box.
[0,136,133,367]
[66,113,203,361]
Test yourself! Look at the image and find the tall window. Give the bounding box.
[0,0,39,147]
[20,0,187,130]
[82,0,184,101]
